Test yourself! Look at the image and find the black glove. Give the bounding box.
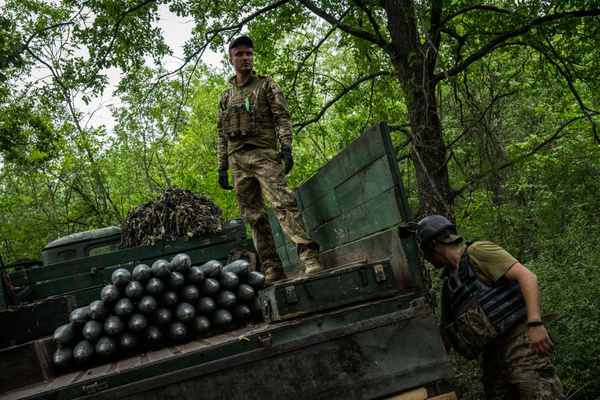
[277,144,293,174]
[218,169,233,190]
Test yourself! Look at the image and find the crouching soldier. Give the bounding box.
[418,215,563,399]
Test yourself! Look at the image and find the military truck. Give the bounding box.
[0,122,456,400]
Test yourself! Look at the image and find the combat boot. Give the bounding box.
[304,257,323,275]
[264,265,287,285]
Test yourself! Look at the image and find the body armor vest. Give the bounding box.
[219,77,275,138]
[442,241,527,337]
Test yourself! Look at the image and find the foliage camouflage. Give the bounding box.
[120,186,226,248]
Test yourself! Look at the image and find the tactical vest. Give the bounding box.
[219,77,275,138]
[442,242,528,337]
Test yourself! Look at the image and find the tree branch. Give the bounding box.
[141,0,292,112]
[21,2,90,52]
[352,0,383,40]
[292,71,391,133]
[297,0,387,47]
[163,0,291,79]
[425,0,443,77]
[434,8,600,83]
[533,40,599,143]
[289,10,349,95]
[86,0,157,85]
[453,113,598,196]
[446,91,518,152]
[440,5,511,27]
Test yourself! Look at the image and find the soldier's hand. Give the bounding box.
[218,169,233,190]
[277,144,293,174]
[529,325,555,357]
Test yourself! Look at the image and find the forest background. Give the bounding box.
[1,1,599,398]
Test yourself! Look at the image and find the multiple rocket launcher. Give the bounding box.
[52,254,265,367]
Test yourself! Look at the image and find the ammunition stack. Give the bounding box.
[51,253,264,368]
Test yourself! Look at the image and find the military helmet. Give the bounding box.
[418,215,457,244]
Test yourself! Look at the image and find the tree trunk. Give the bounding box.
[407,88,453,217]
[382,0,453,218]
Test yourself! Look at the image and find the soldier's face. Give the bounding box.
[229,45,254,74]
[424,240,461,270]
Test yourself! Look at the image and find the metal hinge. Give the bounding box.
[82,382,108,395]
[259,334,272,348]
[360,266,369,285]
[303,279,314,298]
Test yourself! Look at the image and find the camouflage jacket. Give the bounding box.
[217,72,292,171]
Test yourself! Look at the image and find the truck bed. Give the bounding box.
[1,122,455,399]
[1,295,452,400]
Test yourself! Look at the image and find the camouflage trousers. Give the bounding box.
[228,147,320,270]
[481,330,564,399]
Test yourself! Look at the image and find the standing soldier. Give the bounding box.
[217,36,323,284]
[418,215,563,399]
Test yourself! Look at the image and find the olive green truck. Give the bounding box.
[0,122,456,400]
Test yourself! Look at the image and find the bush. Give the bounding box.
[528,223,600,399]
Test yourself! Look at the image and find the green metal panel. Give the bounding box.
[334,156,396,214]
[275,244,291,266]
[316,227,422,297]
[297,123,393,210]
[0,295,75,348]
[401,235,429,296]
[269,122,413,263]
[0,341,50,392]
[260,261,398,322]
[268,210,287,249]
[117,304,451,400]
[4,297,453,400]
[301,190,342,232]
[9,226,250,303]
[283,242,300,264]
[310,187,405,251]
[300,157,397,242]
[9,225,246,287]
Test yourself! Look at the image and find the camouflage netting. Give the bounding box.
[120,186,226,249]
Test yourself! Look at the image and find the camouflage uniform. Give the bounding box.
[217,73,292,164]
[440,242,563,399]
[482,330,564,399]
[218,72,320,274]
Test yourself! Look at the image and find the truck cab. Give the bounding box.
[42,226,122,265]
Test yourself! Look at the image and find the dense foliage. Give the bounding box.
[1,1,599,398]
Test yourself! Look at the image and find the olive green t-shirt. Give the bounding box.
[439,241,518,327]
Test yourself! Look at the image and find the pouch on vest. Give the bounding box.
[219,110,230,137]
[229,107,240,135]
[444,301,498,359]
[220,81,266,138]
[238,108,250,135]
